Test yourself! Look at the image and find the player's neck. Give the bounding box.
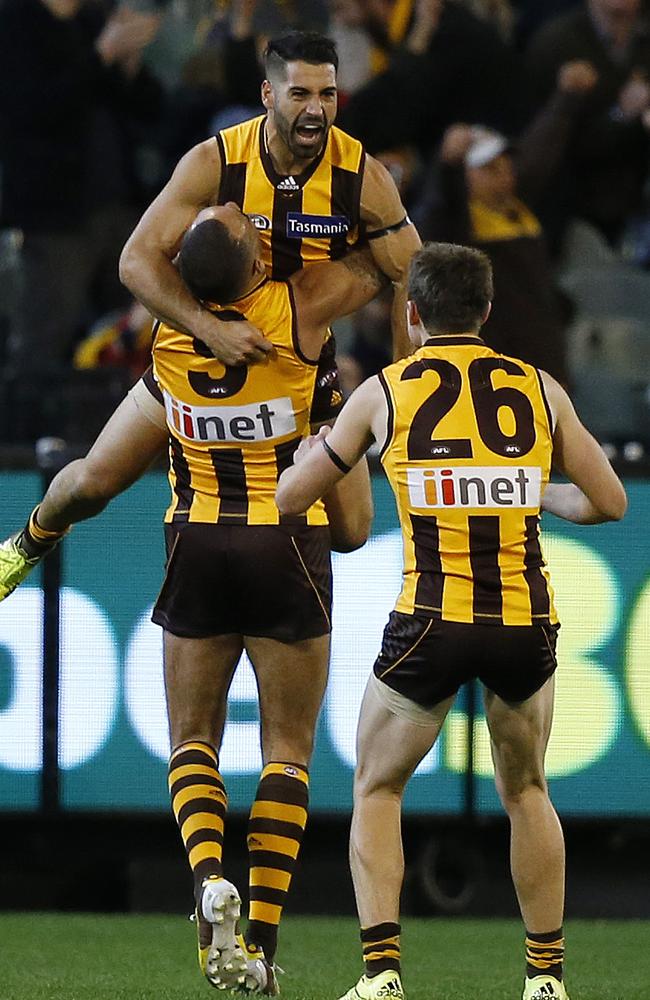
[423,330,483,342]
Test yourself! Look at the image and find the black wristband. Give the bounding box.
[322,438,351,474]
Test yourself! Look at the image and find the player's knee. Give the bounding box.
[354,760,405,800]
[495,766,547,809]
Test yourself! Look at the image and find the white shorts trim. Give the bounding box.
[128,376,167,430]
[369,671,441,728]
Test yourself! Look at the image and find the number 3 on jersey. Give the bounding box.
[189,316,249,400]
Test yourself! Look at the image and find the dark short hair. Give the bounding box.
[178,219,251,304]
[264,31,338,80]
[408,243,494,333]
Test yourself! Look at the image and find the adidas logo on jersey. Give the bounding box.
[277,175,300,192]
[164,392,297,443]
[407,465,542,510]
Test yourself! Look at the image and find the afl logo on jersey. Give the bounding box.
[286,213,350,239]
[247,213,271,231]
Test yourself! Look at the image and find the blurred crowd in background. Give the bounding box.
[2,0,650,455]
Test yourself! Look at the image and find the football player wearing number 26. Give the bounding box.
[276,242,627,1000]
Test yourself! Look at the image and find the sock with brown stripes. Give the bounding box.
[361,922,401,977]
[246,761,309,963]
[525,927,564,981]
[168,741,227,903]
[17,506,68,559]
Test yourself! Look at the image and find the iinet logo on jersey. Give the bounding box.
[407,466,542,509]
[164,392,297,443]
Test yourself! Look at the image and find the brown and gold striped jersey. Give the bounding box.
[153,277,327,527]
[379,336,558,626]
[216,115,365,280]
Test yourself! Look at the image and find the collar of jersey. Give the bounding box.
[259,117,329,190]
[423,335,486,346]
[205,275,269,312]
[236,274,269,302]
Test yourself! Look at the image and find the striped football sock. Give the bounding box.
[361,922,401,976]
[525,927,565,981]
[246,761,309,962]
[168,740,227,901]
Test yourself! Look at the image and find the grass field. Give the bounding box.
[1,913,647,1000]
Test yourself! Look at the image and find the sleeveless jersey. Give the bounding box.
[216,115,365,280]
[153,277,327,527]
[379,336,558,626]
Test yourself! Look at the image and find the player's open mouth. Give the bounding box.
[294,123,324,143]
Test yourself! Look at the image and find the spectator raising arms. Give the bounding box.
[413,58,600,383]
[525,0,650,247]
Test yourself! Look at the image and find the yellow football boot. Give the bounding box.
[338,970,404,1000]
[522,975,570,1000]
[235,935,281,995]
[0,534,41,601]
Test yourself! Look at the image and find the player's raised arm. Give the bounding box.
[119,140,272,366]
[360,154,422,361]
[276,376,384,515]
[290,246,389,359]
[541,372,627,523]
[289,248,385,550]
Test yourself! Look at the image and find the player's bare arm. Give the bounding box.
[360,154,422,361]
[290,246,389,359]
[540,371,627,523]
[276,376,385,515]
[314,437,374,553]
[288,249,387,549]
[119,140,272,366]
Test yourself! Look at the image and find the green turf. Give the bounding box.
[0,913,646,1000]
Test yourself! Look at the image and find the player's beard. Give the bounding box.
[275,108,329,161]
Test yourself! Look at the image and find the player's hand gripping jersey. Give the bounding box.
[379,336,559,626]
[153,277,327,527]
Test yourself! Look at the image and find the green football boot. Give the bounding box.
[0,534,42,601]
